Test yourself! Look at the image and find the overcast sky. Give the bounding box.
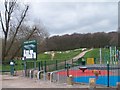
[0,0,119,37]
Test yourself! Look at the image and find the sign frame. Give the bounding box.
[22,40,37,60]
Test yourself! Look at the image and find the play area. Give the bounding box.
[2,43,120,88]
[56,46,120,87]
[57,66,119,86]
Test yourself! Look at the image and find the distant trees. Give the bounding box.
[45,32,118,51]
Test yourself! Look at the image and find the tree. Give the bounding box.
[0,0,29,61]
[0,0,49,61]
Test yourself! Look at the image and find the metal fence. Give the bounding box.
[2,58,120,87]
[70,62,120,87]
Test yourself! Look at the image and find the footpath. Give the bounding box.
[2,74,89,88]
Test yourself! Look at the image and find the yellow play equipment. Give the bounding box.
[87,58,94,65]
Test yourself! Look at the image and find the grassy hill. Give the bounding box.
[3,47,117,72]
[37,49,82,61]
[2,48,83,71]
[84,48,110,64]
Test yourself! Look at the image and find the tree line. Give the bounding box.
[40,32,118,52]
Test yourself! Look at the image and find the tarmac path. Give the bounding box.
[2,74,89,88]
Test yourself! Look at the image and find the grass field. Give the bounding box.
[2,48,117,71]
[84,48,111,64]
[2,49,82,71]
[37,49,82,61]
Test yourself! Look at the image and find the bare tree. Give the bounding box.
[0,0,49,61]
[0,0,29,61]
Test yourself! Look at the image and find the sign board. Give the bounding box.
[22,40,37,60]
[87,58,94,65]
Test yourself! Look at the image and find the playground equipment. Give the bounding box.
[67,75,73,85]
[92,70,101,79]
[33,70,38,78]
[50,72,54,82]
[109,46,118,65]
[79,66,87,72]
[87,58,94,65]
[29,69,34,79]
[89,78,96,89]
[51,51,55,60]
[99,46,119,65]
[47,72,51,80]
[37,70,44,79]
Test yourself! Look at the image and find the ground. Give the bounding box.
[2,74,89,88]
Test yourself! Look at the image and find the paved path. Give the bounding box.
[2,75,89,88]
[66,49,93,64]
[73,49,92,60]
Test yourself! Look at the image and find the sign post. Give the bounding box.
[22,40,37,73]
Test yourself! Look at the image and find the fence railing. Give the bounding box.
[1,57,119,72]
[2,59,120,87]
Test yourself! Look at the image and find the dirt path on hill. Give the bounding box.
[72,49,92,60]
[63,49,93,65]
[46,49,93,71]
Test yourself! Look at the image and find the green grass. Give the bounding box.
[84,48,110,64]
[37,49,82,61]
[84,48,100,58]
[2,60,23,72]
[2,49,82,71]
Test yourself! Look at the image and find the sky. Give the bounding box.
[0,0,119,37]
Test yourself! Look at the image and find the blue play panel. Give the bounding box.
[73,76,120,86]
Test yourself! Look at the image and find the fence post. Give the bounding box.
[38,62,41,71]
[66,63,69,77]
[72,59,73,67]
[56,60,58,70]
[37,70,44,79]
[24,61,27,77]
[44,61,47,72]
[65,60,66,69]
[41,61,43,70]
[107,62,109,87]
